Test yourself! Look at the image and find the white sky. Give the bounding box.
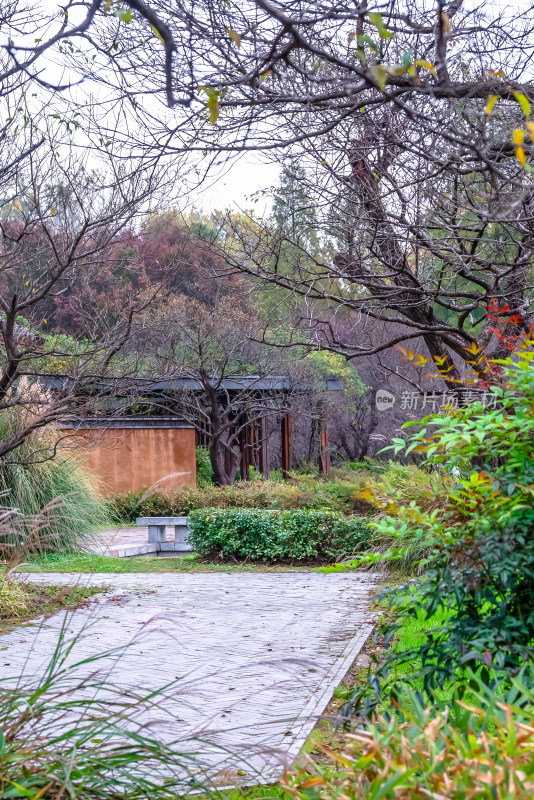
[187,155,280,212]
[13,0,280,213]
[24,0,531,212]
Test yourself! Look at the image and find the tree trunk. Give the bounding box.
[422,332,463,391]
[208,435,239,485]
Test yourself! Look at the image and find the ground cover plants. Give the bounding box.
[0,582,103,633]
[110,461,446,520]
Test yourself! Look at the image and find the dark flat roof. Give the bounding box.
[59,416,194,430]
[39,374,344,393]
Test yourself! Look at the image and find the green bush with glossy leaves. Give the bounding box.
[187,508,371,562]
[356,348,534,693]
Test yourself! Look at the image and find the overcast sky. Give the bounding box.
[187,155,279,212]
[15,1,280,213]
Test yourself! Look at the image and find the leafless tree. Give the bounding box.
[6,1,534,388]
[211,104,534,388]
[26,0,527,387]
[0,122,169,464]
[134,293,292,484]
[5,2,533,152]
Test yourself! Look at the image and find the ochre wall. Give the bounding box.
[66,427,196,493]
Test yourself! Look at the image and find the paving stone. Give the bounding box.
[4,572,377,786]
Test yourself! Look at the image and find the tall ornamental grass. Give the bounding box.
[0,408,109,554]
[0,619,214,799]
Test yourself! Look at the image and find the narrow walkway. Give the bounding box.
[4,572,377,785]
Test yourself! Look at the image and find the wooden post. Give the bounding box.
[318,424,330,476]
[239,417,252,481]
[281,410,292,480]
[195,418,211,447]
[257,416,270,479]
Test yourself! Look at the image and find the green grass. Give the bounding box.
[18,552,309,573]
[206,787,291,800]
[366,604,456,704]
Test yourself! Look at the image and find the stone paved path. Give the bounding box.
[3,572,377,786]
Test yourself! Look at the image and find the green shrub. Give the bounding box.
[286,671,534,800]
[187,508,371,561]
[195,445,215,486]
[357,347,534,692]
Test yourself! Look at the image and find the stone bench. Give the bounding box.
[136,517,192,554]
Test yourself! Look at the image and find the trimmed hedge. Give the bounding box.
[187,508,371,561]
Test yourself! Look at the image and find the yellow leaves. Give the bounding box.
[309,739,354,768]
[150,24,164,45]
[50,207,55,215]
[413,59,437,79]
[513,91,531,118]
[433,354,449,366]
[199,86,227,124]
[394,345,429,368]
[370,64,387,92]
[485,94,499,115]
[368,12,394,39]
[464,341,484,356]
[355,487,377,503]
[367,52,437,92]
[414,354,430,367]
[295,777,324,789]
[112,5,131,22]
[396,345,415,361]
[13,198,22,212]
[509,92,534,169]
[513,128,527,167]
[225,28,241,47]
